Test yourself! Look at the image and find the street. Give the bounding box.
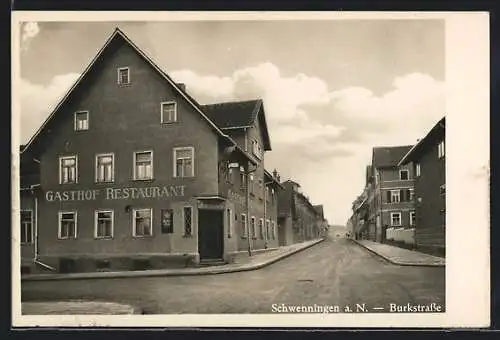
[21,237,445,314]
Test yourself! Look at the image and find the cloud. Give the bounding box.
[21,22,40,52]
[169,63,444,224]
[19,73,81,142]
[19,61,443,224]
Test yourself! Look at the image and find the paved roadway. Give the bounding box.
[21,237,445,314]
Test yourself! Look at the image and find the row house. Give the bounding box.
[277,180,325,246]
[350,146,416,244]
[350,185,369,240]
[313,205,329,238]
[18,27,282,274]
[367,146,416,243]
[398,117,446,257]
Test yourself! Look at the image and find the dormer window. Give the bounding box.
[161,102,177,123]
[74,111,89,131]
[117,67,130,85]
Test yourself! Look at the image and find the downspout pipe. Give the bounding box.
[30,185,56,271]
[263,180,275,249]
[246,164,258,256]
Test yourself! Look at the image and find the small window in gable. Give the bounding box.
[74,111,89,131]
[161,102,177,123]
[117,67,130,85]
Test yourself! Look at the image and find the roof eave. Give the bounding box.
[398,116,445,166]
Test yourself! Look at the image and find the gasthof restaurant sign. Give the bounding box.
[45,185,186,202]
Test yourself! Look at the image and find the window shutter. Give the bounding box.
[400,189,405,202]
[386,190,391,203]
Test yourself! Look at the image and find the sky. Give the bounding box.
[18,20,445,225]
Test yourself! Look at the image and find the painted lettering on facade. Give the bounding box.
[45,185,186,202]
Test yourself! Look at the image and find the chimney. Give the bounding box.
[273,169,278,178]
[177,83,186,92]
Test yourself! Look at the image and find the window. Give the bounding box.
[241,213,247,238]
[161,102,177,123]
[227,209,232,238]
[416,163,421,177]
[183,206,193,236]
[410,211,416,226]
[174,147,194,178]
[20,210,33,244]
[259,218,264,239]
[96,153,114,183]
[161,209,174,234]
[409,188,415,201]
[438,140,445,158]
[134,151,153,180]
[266,220,270,240]
[400,169,409,180]
[252,140,259,158]
[58,211,77,239]
[133,208,152,237]
[74,111,89,131]
[59,155,78,184]
[390,212,402,227]
[239,166,246,191]
[95,210,113,239]
[390,190,401,203]
[440,184,446,196]
[251,216,256,238]
[249,174,255,194]
[117,67,130,85]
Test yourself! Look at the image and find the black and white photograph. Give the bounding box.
[12,11,489,328]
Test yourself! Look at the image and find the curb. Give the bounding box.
[349,239,445,268]
[22,239,325,282]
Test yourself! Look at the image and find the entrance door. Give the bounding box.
[198,209,224,260]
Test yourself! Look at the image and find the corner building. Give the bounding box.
[19,28,281,274]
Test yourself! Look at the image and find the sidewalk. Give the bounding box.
[21,238,324,282]
[22,300,140,315]
[352,239,445,267]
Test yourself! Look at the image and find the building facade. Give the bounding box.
[398,117,446,257]
[350,146,416,245]
[368,146,416,243]
[313,205,329,239]
[19,28,282,274]
[277,180,324,246]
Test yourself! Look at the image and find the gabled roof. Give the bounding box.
[372,145,413,168]
[21,27,254,165]
[201,99,272,151]
[399,117,446,166]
